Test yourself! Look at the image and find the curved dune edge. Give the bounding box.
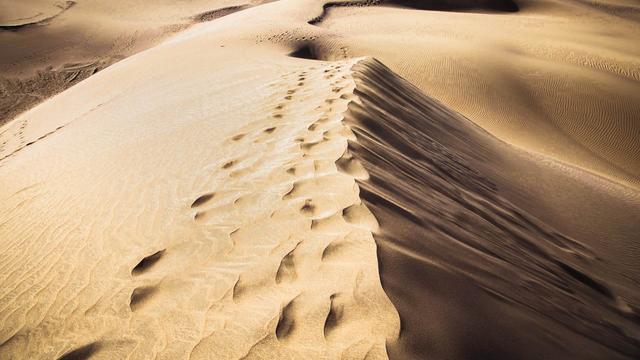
[0,1,75,29]
[346,58,640,359]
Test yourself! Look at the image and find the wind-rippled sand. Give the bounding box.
[1,1,639,359]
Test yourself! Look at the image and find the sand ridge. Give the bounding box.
[313,0,640,187]
[0,41,401,357]
[345,58,640,359]
[0,0,639,359]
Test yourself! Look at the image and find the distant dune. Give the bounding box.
[0,1,639,359]
[315,0,640,187]
[0,0,270,127]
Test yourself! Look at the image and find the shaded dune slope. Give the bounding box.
[191,5,250,23]
[384,0,519,12]
[309,0,519,25]
[345,59,640,359]
[571,0,640,23]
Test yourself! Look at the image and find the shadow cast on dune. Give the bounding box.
[57,342,101,360]
[289,43,321,60]
[308,0,519,25]
[288,41,350,62]
[383,0,519,12]
[344,58,640,359]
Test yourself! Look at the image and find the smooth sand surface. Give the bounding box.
[317,0,640,187]
[1,1,639,359]
[0,0,269,126]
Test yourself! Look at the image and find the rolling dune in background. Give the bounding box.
[315,0,640,187]
[0,0,270,126]
[0,1,639,359]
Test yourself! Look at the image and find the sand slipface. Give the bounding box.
[347,59,640,359]
[1,0,640,359]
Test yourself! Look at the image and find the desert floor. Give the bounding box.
[1,1,639,359]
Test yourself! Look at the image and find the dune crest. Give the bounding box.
[1,1,639,359]
[314,0,640,187]
[0,52,401,358]
[346,58,640,359]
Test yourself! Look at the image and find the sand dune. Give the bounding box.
[0,24,401,356]
[0,0,270,126]
[1,0,639,359]
[0,0,76,30]
[315,0,640,187]
[348,59,640,359]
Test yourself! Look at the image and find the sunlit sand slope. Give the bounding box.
[0,1,639,359]
[0,0,269,126]
[315,0,640,187]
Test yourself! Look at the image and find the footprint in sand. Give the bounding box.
[230,133,246,141]
[276,295,301,341]
[222,160,237,169]
[129,285,158,312]
[191,192,215,208]
[131,249,166,276]
[58,342,102,360]
[276,241,302,284]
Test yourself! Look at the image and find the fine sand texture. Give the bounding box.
[0,0,270,126]
[1,1,639,359]
[316,0,640,187]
